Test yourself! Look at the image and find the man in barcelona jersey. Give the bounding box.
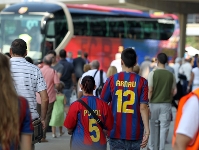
[101,48,150,150]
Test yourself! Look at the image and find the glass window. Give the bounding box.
[0,14,43,59]
[70,13,175,40]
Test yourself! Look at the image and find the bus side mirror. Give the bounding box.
[41,14,54,34]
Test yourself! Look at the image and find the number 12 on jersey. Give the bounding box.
[115,89,135,113]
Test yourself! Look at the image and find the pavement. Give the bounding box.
[35,107,177,150]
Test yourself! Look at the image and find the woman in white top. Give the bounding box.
[188,59,199,91]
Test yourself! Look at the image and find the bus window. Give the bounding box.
[46,20,55,37]
[108,18,125,38]
[89,18,107,37]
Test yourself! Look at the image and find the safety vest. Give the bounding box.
[172,88,199,150]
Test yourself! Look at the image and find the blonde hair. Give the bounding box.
[107,66,117,78]
[133,65,140,74]
[83,64,91,72]
[0,53,19,149]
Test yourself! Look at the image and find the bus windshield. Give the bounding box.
[1,14,43,60]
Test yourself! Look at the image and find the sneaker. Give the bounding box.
[52,134,57,138]
[59,132,65,137]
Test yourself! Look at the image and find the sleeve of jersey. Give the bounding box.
[64,102,79,129]
[21,100,33,134]
[100,77,112,103]
[140,79,149,104]
[36,69,47,92]
[103,103,114,131]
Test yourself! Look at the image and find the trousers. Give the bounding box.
[148,103,172,150]
[37,102,54,139]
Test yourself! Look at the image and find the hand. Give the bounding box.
[140,134,149,148]
[41,120,46,130]
[68,131,73,135]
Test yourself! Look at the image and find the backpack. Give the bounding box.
[94,70,104,97]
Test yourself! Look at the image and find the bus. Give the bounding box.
[0,1,179,71]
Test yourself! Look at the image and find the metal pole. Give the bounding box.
[154,120,160,150]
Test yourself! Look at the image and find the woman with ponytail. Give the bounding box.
[64,76,113,150]
[0,53,33,150]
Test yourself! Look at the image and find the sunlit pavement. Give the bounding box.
[35,107,176,150]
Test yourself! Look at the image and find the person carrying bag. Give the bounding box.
[64,76,114,150]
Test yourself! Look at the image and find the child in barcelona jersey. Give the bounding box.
[64,75,114,150]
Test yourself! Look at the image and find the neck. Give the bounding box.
[51,62,57,66]
[83,93,93,96]
[122,67,134,73]
[12,54,24,58]
[158,64,165,69]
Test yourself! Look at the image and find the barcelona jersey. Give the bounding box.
[100,72,148,140]
[64,96,114,150]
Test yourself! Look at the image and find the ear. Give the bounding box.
[23,50,27,57]
[94,85,96,90]
[121,59,124,66]
[10,48,13,56]
[135,57,138,66]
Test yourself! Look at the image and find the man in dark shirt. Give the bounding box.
[73,50,86,82]
[59,50,76,112]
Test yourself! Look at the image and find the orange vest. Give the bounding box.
[172,88,199,150]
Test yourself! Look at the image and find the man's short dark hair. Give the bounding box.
[121,48,137,68]
[47,50,56,57]
[59,49,66,58]
[157,53,168,65]
[11,39,27,56]
[84,52,88,58]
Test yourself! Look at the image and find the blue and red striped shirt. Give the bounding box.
[64,96,114,150]
[100,72,148,140]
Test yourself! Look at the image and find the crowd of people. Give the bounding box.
[0,38,198,150]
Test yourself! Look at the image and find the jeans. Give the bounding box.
[109,138,142,150]
[63,88,72,106]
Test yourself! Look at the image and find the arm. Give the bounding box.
[147,71,154,101]
[140,103,150,148]
[39,90,49,128]
[148,87,153,101]
[72,73,76,86]
[188,72,194,91]
[78,91,83,99]
[173,134,192,150]
[57,72,62,79]
[64,95,67,105]
[100,78,112,103]
[172,74,177,96]
[20,134,32,150]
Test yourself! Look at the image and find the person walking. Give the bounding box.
[73,50,86,82]
[47,50,64,79]
[140,56,152,79]
[49,82,66,138]
[78,60,107,98]
[36,55,60,142]
[101,48,150,150]
[0,53,33,150]
[64,76,114,150]
[188,59,199,92]
[172,88,199,150]
[59,50,76,113]
[10,39,49,148]
[66,51,73,64]
[147,53,176,150]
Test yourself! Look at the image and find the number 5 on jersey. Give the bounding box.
[116,89,135,113]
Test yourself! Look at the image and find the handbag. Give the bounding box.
[77,99,104,129]
[32,118,43,144]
